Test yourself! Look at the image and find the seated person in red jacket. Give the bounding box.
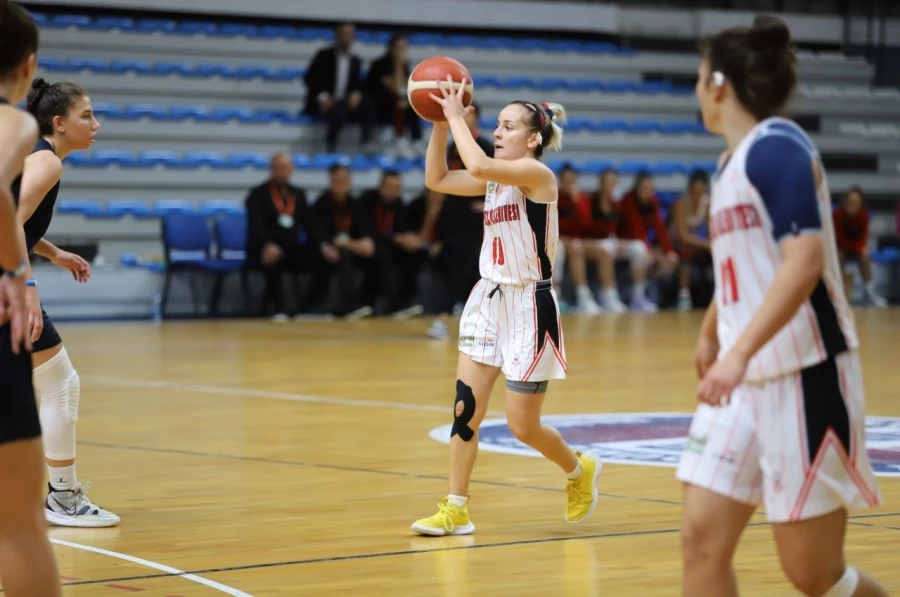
[360,170,428,317]
[618,171,679,311]
[245,152,329,320]
[311,164,377,318]
[670,169,712,311]
[833,186,886,306]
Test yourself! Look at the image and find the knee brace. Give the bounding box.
[506,379,549,394]
[823,566,858,597]
[451,380,476,442]
[34,347,79,460]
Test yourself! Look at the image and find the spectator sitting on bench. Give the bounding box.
[245,152,327,320]
[360,170,427,317]
[833,186,887,307]
[618,170,679,312]
[312,164,377,319]
[670,169,712,311]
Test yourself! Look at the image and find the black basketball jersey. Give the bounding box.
[11,137,59,252]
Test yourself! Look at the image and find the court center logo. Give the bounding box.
[429,412,900,477]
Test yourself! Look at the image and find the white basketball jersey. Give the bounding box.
[479,182,558,286]
[710,117,858,383]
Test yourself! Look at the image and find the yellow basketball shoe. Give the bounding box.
[411,497,475,536]
[565,452,602,523]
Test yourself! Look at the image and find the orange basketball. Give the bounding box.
[407,56,474,123]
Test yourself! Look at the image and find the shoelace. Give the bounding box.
[436,500,459,532]
[566,478,590,504]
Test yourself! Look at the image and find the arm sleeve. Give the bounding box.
[745,134,821,242]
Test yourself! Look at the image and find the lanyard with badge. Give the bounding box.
[270,183,295,229]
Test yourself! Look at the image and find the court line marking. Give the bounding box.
[80,375,507,417]
[50,538,253,596]
[79,439,683,505]
[51,516,900,592]
[55,525,686,589]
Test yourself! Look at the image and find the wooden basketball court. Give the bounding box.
[30,309,900,595]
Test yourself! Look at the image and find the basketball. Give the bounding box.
[407,56,474,123]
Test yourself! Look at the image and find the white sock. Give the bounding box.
[49,464,76,491]
[823,566,858,597]
[567,461,583,480]
[448,494,467,507]
[634,282,646,298]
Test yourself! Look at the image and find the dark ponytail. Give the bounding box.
[699,14,797,121]
[0,1,39,77]
[26,78,87,135]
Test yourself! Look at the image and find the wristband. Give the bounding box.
[25,279,36,287]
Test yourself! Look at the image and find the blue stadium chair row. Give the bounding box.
[82,103,708,134]
[115,211,900,274]
[60,192,687,220]
[63,151,719,175]
[39,57,685,92]
[33,13,634,55]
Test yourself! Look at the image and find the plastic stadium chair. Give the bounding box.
[210,214,251,316]
[160,212,243,318]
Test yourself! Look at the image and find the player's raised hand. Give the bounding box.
[697,349,747,407]
[429,75,474,122]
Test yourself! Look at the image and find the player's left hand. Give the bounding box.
[51,250,91,283]
[430,75,474,122]
[697,350,747,407]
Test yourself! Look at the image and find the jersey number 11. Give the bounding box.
[720,257,739,305]
[492,238,505,265]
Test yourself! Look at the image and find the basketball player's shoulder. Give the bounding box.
[0,107,37,146]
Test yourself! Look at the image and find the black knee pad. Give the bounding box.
[451,380,476,442]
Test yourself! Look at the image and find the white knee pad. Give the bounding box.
[622,240,650,267]
[823,566,858,597]
[34,347,80,460]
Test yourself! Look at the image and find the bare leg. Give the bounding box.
[773,508,888,597]
[448,354,501,497]
[681,483,756,597]
[0,437,62,597]
[505,389,578,473]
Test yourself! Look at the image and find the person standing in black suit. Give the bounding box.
[302,23,372,153]
[244,152,327,320]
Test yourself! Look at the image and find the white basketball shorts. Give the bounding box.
[458,278,566,383]
[676,350,882,523]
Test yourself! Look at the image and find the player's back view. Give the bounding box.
[676,14,887,597]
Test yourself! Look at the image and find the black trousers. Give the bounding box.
[255,245,328,316]
[323,99,373,152]
[431,244,481,314]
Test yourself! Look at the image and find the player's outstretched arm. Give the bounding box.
[424,121,485,197]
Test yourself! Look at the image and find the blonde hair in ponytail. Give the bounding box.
[542,102,567,153]
[512,100,567,158]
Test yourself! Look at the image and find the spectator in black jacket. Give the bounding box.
[360,170,427,317]
[302,23,372,153]
[245,152,327,319]
[363,34,422,157]
[312,164,377,318]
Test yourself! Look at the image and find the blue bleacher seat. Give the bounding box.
[871,247,900,265]
[57,199,100,215]
[106,199,158,218]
